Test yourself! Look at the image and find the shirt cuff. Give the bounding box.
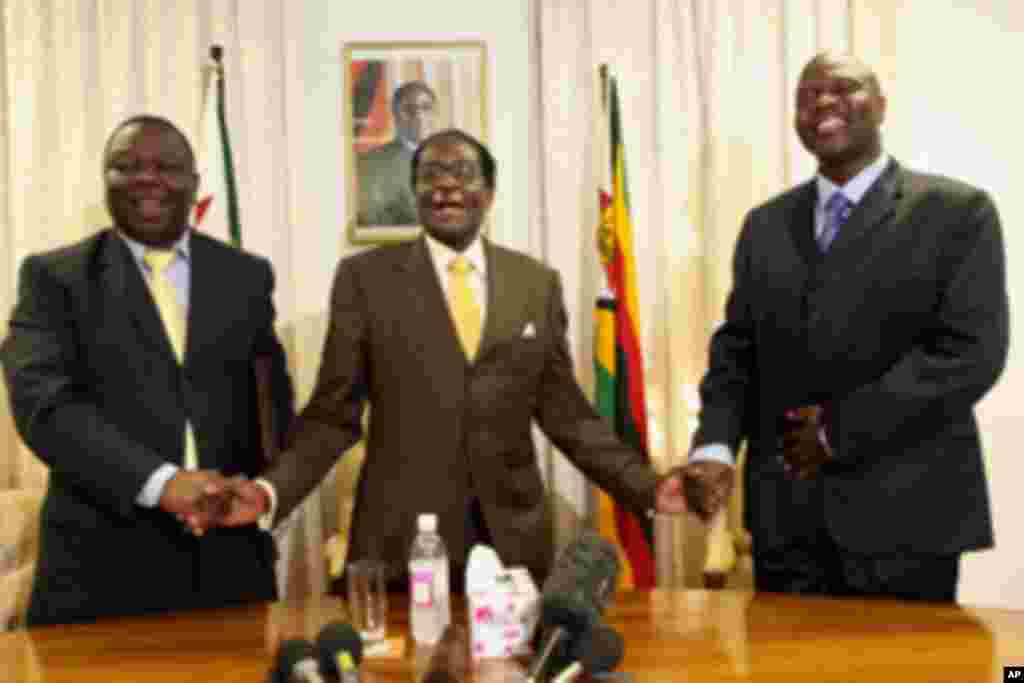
[689,443,735,467]
[137,463,179,508]
[254,477,277,531]
[818,426,833,456]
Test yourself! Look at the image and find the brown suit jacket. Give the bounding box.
[264,237,658,583]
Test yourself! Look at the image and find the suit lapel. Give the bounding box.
[401,238,470,367]
[787,181,820,267]
[99,231,178,362]
[825,159,901,257]
[186,233,219,368]
[476,240,524,363]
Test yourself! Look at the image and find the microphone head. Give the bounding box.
[273,639,316,683]
[540,531,621,632]
[316,621,364,676]
[572,624,625,673]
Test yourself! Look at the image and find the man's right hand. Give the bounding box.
[677,461,734,522]
[158,470,234,535]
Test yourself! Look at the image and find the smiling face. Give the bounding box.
[414,135,494,252]
[104,120,198,247]
[794,53,886,184]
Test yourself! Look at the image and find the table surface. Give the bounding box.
[2,589,1023,682]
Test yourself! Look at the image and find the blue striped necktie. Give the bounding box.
[819,192,852,252]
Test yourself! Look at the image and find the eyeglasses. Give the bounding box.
[415,160,482,185]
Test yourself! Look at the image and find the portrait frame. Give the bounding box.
[343,41,488,244]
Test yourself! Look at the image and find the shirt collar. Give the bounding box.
[423,231,486,277]
[118,228,192,267]
[815,152,890,207]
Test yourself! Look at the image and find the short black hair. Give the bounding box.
[410,128,496,190]
[391,81,437,116]
[103,114,196,169]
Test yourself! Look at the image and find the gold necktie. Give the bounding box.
[143,250,185,362]
[143,249,197,470]
[448,255,482,360]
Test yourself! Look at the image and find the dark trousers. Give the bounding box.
[753,524,960,602]
[451,497,494,594]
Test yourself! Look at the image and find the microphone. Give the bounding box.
[316,621,364,682]
[526,531,621,683]
[272,639,324,683]
[551,623,625,683]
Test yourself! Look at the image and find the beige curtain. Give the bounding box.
[0,0,331,598]
[531,0,852,586]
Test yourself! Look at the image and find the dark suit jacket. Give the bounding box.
[0,229,294,625]
[693,160,1008,556]
[356,139,418,226]
[265,237,658,584]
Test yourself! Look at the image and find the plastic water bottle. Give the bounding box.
[409,513,451,645]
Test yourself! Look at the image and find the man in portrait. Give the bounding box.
[356,80,438,226]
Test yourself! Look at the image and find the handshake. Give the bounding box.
[677,403,833,522]
[156,470,271,535]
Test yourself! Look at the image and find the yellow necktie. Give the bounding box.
[143,249,197,470]
[143,250,185,362]
[448,255,482,360]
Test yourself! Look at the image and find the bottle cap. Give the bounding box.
[418,513,438,533]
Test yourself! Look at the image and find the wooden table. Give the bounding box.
[1,590,1022,682]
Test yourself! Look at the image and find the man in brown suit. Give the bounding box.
[206,129,686,589]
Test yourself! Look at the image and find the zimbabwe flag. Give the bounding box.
[594,68,655,590]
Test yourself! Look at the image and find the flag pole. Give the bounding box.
[209,45,242,247]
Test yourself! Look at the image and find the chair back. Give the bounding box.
[0,488,44,629]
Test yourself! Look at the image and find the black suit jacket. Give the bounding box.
[693,160,1008,555]
[264,237,658,585]
[1,229,294,625]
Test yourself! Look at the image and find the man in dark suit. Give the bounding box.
[215,129,687,589]
[0,115,294,625]
[681,52,1009,601]
[356,81,437,226]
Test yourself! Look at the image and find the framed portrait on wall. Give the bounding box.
[343,41,488,244]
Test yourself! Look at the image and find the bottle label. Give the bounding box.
[411,569,434,607]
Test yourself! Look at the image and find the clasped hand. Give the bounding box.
[157,470,269,535]
[778,404,832,480]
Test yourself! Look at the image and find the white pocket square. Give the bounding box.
[521,322,537,338]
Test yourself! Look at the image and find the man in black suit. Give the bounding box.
[0,115,294,625]
[681,52,1008,601]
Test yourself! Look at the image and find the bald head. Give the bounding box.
[800,52,883,99]
[794,52,887,184]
